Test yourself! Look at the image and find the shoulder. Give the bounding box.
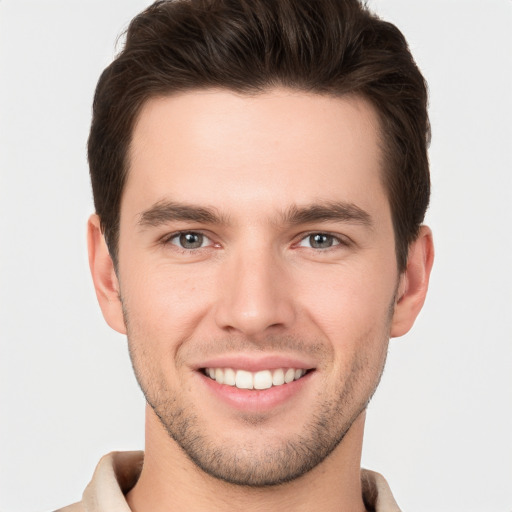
[361,469,402,512]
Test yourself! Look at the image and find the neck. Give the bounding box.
[126,406,367,512]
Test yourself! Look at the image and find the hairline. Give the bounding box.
[105,85,405,272]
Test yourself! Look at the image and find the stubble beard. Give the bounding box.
[126,328,390,488]
[122,282,397,488]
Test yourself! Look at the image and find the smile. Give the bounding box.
[203,367,309,390]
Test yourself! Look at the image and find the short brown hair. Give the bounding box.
[88,0,430,271]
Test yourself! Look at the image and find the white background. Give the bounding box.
[1,1,511,510]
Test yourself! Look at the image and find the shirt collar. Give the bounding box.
[82,451,401,512]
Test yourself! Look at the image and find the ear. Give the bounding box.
[87,214,127,334]
[390,225,434,338]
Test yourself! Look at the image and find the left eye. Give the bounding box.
[169,232,211,250]
[298,233,340,249]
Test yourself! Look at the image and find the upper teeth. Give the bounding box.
[204,368,307,390]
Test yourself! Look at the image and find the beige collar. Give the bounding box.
[79,451,401,512]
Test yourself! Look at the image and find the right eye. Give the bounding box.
[168,232,211,250]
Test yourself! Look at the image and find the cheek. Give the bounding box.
[293,260,396,374]
[119,259,216,343]
[296,264,396,329]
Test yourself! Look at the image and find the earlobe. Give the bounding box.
[87,214,127,335]
[390,225,434,338]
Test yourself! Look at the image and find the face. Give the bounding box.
[113,89,401,485]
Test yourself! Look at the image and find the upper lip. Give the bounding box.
[193,354,317,372]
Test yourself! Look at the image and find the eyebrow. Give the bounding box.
[282,202,373,228]
[138,199,372,229]
[138,200,228,227]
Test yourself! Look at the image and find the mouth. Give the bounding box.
[201,367,312,390]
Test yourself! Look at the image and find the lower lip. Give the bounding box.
[198,371,313,413]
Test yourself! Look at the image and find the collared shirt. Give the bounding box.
[55,451,401,512]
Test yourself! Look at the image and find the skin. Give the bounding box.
[88,88,434,512]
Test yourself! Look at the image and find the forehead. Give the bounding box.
[124,88,388,222]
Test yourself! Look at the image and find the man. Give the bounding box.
[59,0,434,510]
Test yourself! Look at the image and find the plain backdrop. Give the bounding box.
[1,1,511,511]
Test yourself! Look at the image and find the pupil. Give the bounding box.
[311,234,332,248]
[180,233,203,249]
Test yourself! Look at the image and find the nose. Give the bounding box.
[213,246,296,336]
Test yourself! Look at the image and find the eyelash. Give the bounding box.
[160,230,351,253]
[161,231,216,252]
[296,232,350,250]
